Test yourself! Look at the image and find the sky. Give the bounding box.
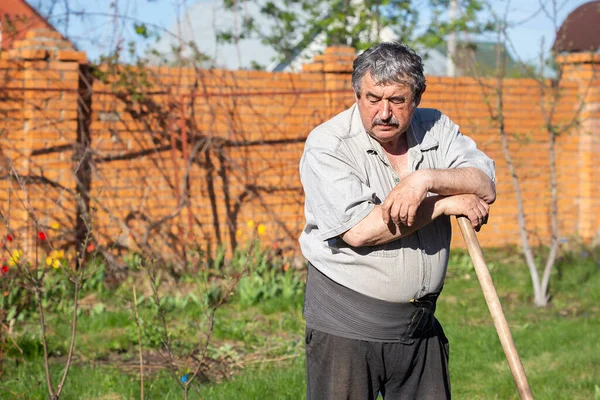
[29,0,593,66]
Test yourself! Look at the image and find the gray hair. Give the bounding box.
[352,42,426,100]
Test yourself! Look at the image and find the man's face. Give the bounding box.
[355,73,422,148]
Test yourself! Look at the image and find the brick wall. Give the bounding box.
[0,29,84,255]
[558,54,600,244]
[1,31,598,264]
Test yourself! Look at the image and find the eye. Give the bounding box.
[368,98,380,104]
[390,98,406,105]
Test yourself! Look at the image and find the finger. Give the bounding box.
[478,209,487,227]
[403,202,415,226]
[479,203,490,226]
[477,206,487,226]
[475,203,485,219]
[480,200,490,213]
[476,207,485,226]
[398,202,409,226]
[469,208,482,229]
[477,202,489,223]
[471,214,479,228]
[390,202,402,225]
[406,204,416,227]
[381,199,392,224]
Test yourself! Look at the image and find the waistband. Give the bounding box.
[303,263,439,343]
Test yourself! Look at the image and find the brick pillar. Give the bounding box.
[557,53,600,242]
[323,47,355,112]
[302,46,355,112]
[3,29,87,252]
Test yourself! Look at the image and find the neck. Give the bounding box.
[380,132,409,156]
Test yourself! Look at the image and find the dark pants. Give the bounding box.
[305,320,451,400]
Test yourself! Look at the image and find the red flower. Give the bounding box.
[1,265,8,274]
[37,231,47,241]
[6,234,13,242]
[87,243,95,252]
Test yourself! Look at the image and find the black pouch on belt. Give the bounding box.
[407,292,440,338]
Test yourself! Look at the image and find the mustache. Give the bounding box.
[372,117,399,126]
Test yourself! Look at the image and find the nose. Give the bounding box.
[379,100,391,120]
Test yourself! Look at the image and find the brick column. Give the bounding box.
[3,29,87,251]
[302,46,355,113]
[323,47,355,112]
[557,53,600,242]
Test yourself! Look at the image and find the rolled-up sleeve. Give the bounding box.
[300,146,376,241]
[442,118,496,183]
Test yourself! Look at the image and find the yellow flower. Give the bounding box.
[257,224,266,236]
[8,249,23,266]
[236,229,242,238]
[50,250,64,259]
[247,220,255,230]
[46,250,65,269]
[50,222,60,230]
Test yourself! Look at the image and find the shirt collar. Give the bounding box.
[409,116,439,151]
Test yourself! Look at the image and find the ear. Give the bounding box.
[354,91,360,102]
[414,85,426,107]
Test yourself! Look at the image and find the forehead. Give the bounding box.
[360,73,411,95]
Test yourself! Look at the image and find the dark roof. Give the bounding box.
[552,0,600,53]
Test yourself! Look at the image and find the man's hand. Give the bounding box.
[381,171,430,227]
[381,168,495,228]
[439,194,490,231]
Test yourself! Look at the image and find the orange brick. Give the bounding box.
[324,46,356,56]
[56,50,87,63]
[18,49,49,60]
[302,63,324,73]
[25,30,64,40]
[48,61,80,71]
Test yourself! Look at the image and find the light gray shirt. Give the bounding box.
[299,104,495,302]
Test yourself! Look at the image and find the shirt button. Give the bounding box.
[394,177,400,183]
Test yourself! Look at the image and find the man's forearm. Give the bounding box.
[341,195,446,247]
[421,168,496,204]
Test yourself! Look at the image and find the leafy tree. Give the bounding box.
[475,0,593,306]
[217,0,494,64]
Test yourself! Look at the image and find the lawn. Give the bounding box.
[0,246,598,399]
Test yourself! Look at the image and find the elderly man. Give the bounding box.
[299,42,495,399]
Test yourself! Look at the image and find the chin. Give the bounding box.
[372,127,401,138]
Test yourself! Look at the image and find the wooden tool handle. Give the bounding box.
[456,216,534,400]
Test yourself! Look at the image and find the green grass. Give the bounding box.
[0,247,598,399]
[0,359,307,399]
[444,312,599,399]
